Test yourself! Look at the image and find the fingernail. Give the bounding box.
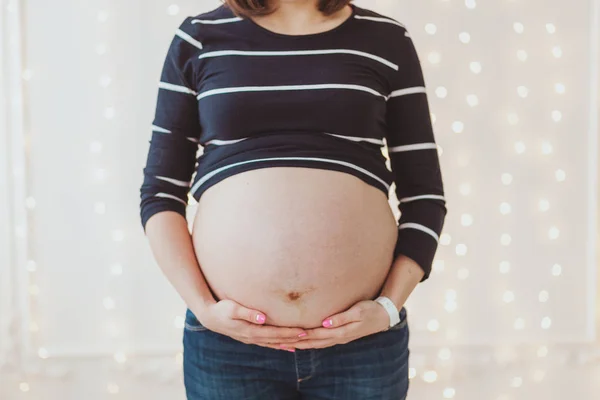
[256,314,266,323]
[286,348,296,353]
[322,319,333,328]
[280,344,295,352]
[298,332,307,337]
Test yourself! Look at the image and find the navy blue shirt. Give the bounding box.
[140,3,447,282]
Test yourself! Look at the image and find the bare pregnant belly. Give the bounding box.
[191,167,398,329]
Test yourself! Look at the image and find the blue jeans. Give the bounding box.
[183,306,410,399]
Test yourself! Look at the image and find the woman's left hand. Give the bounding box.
[281,300,391,350]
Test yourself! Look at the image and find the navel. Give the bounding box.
[286,291,303,301]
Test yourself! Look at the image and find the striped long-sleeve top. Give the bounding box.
[139,3,447,282]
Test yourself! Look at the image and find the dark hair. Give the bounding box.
[222,0,352,17]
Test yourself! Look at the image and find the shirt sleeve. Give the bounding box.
[139,17,203,233]
[385,28,448,282]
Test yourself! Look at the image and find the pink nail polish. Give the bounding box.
[298,332,307,337]
[256,314,266,323]
[280,344,295,352]
[322,319,333,328]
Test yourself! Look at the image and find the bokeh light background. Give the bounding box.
[1,0,599,398]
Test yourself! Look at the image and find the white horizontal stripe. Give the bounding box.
[354,15,405,28]
[191,157,390,195]
[324,132,385,146]
[191,17,243,25]
[186,137,199,144]
[156,176,190,187]
[388,143,438,153]
[205,138,248,146]
[175,29,203,50]
[152,124,171,134]
[197,84,386,100]
[159,81,198,96]
[154,192,187,206]
[399,223,439,242]
[389,86,426,98]
[399,194,446,203]
[198,49,398,70]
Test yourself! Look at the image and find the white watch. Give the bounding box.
[374,296,401,328]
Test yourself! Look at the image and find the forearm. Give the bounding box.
[378,254,424,310]
[144,211,217,314]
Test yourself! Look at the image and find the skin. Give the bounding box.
[144,0,424,352]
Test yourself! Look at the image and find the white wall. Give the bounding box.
[1,0,599,398]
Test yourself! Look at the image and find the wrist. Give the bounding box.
[374,296,401,329]
[190,296,217,318]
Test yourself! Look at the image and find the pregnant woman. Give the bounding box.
[140,0,447,398]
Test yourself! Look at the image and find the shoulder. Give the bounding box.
[189,3,238,22]
[176,4,239,35]
[351,4,408,35]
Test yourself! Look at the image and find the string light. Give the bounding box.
[423,370,438,383]
[551,110,562,122]
[167,4,180,16]
[469,61,482,74]
[457,268,469,280]
[499,261,511,274]
[460,214,473,226]
[499,202,512,215]
[502,291,515,304]
[551,263,562,276]
[425,23,437,35]
[466,94,479,106]
[435,86,448,98]
[501,173,513,185]
[552,46,563,58]
[465,0,477,10]
[513,22,524,34]
[517,49,528,61]
[438,348,452,360]
[541,317,552,329]
[555,169,567,181]
[458,32,471,44]
[409,368,417,379]
[514,318,525,330]
[452,121,464,133]
[443,388,456,398]
[428,51,442,64]
[517,86,529,98]
[427,319,440,332]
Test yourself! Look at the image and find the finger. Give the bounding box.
[247,325,308,340]
[249,336,308,345]
[288,338,352,350]
[256,343,295,352]
[322,306,362,328]
[301,324,357,340]
[230,304,267,325]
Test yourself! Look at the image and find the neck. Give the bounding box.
[267,0,328,25]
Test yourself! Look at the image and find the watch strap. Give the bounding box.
[374,296,401,328]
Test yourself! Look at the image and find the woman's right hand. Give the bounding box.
[196,299,307,352]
